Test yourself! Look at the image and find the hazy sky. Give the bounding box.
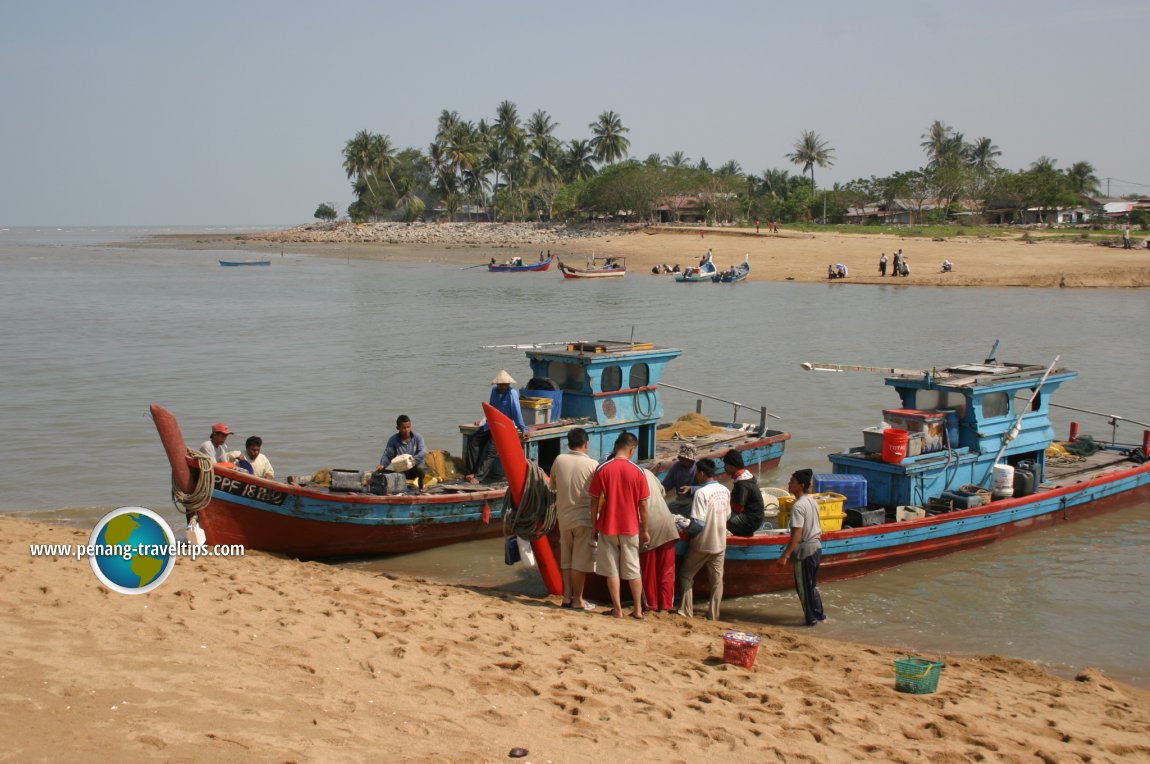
[3,0,1147,226]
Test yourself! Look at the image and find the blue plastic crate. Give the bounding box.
[813,473,868,510]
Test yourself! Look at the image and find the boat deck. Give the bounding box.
[1043,449,1138,487]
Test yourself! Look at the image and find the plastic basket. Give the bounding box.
[894,657,944,694]
[722,631,762,669]
[777,492,847,531]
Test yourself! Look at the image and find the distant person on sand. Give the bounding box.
[879,253,888,277]
[236,435,274,479]
[940,259,953,273]
[755,219,761,234]
[776,468,827,626]
[1123,227,1133,249]
[199,422,233,463]
[900,257,910,277]
[674,457,731,621]
[589,432,650,619]
[639,467,680,613]
[550,428,599,610]
[464,370,527,484]
[892,250,902,277]
[382,414,430,489]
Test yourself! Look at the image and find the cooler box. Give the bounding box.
[883,409,948,453]
[519,396,553,425]
[813,474,868,510]
[521,388,562,419]
[862,426,885,453]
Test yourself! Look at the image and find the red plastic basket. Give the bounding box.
[722,631,761,668]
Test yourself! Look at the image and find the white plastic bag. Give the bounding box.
[186,516,207,546]
[516,537,537,569]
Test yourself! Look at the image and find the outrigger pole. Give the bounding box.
[801,361,927,376]
[481,340,588,350]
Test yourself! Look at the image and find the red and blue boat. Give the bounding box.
[152,341,789,559]
[487,255,553,272]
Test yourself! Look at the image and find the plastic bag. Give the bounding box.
[186,516,207,546]
[517,537,537,569]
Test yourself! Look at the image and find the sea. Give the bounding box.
[3,225,1148,687]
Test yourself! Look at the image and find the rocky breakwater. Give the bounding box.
[246,221,622,246]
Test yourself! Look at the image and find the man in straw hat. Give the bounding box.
[464,370,528,483]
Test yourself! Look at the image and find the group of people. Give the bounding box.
[651,263,684,275]
[754,219,780,234]
[198,422,274,479]
[878,250,911,277]
[550,431,826,625]
[827,263,849,279]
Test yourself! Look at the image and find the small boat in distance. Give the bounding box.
[558,256,626,279]
[219,259,270,267]
[712,256,750,283]
[674,260,717,282]
[488,255,554,272]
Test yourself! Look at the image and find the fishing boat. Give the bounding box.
[673,260,717,282]
[487,255,554,272]
[152,340,788,560]
[712,256,750,283]
[558,256,626,279]
[219,259,270,267]
[708,356,1150,596]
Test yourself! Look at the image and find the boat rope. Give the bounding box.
[502,461,557,541]
[172,449,215,520]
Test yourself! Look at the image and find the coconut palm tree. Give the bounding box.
[343,130,381,199]
[786,130,835,193]
[967,136,1001,173]
[562,139,596,183]
[589,110,630,165]
[1065,161,1101,196]
[921,120,965,170]
[760,169,793,201]
[717,160,743,177]
[664,151,690,168]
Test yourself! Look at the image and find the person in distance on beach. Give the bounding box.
[879,252,888,277]
[588,432,650,619]
[674,457,731,621]
[199,422,232,463]
[549,428,599,610]
[775,469,828,626]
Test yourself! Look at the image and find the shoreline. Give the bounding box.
[129,222,1150,288]
[5,514,1150,761]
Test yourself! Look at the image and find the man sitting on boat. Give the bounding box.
[465,370,527,484]
[233,435,274,479]
[382,414,431,490]
[723,450,764,536]
[661,443,698,516]
[199,422,233,463]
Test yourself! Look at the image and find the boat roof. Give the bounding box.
[889,362,1076,391]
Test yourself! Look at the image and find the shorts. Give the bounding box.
[596,533,640,580]
[559,525,596,573]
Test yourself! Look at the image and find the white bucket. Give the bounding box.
[992,464,1015,499]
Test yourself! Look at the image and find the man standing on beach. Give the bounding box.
[199,422,232,463]
[879,252,888,277]
[775,469,828,626]
[675,458,731,621]
[550,428,599,610]
[588,432,650,619]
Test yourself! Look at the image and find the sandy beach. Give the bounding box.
[5,515,1150,762]
[144,223,1150,289]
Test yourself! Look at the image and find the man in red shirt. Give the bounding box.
[588,432,651,619]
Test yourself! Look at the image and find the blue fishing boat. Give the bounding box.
[152,340,788,559]
[712,256,750,283]
[711,356,1150,596]
[487,255,553,272]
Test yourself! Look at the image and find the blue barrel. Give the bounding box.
[939,409,960,448]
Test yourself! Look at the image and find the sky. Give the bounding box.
[2,0,1148,226]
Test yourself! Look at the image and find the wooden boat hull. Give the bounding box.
[488,257,553,272]
[558,261,625,279]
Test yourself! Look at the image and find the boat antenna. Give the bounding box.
[629,325,635,347]
[986,354,1061,476]
[984,339,1000,364]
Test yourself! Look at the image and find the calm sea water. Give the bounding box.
[3,226,1148,686]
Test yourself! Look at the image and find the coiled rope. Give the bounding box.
[502,461,557,541]
[172,449,215,520]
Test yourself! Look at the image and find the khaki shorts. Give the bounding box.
[597,533,640,580]
[559,525,596,573]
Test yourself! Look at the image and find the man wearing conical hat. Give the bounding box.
[464,370,528,483]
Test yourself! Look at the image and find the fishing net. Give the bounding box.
[656,412,724,441]
[1063,435,1100,457]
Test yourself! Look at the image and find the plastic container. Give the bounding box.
[521,387,562,419]
[896,505,926,522]
[813,474,868,510]
[1013,468,1034,498]
[862,426,886,453]
[722,631,762,668]
[519,397,553,425]
[938,409,960,448]
[330,469,364,492]
[883,409,948,453]
[882,428,910,463]
[845,507,886,527]
[777,493,847,531]
[992,464,1015,499]
[894,657,944,694]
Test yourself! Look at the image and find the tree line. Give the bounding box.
[318,106,1119,227]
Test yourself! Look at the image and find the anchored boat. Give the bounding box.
[152,340,788,559]
[487,255,553,272]
[558,256,626,279]
[712,358,1150,596]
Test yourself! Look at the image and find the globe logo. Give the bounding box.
[88,507,176,594]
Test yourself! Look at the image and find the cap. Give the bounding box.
[492,370,517,385]
[211,422,233,435]
[677,444,697,460]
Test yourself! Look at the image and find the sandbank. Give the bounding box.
[4,515,1149,762]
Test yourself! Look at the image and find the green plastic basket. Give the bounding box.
[894,657,944,694]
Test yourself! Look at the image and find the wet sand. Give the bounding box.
[5,515,1150,762]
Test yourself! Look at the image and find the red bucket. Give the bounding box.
[722,631,761,669]
[882,428,910,464]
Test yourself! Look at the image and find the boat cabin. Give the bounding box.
[828,362,1077,509]
[461,341,680,473]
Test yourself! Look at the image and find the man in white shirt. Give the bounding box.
[548,428,599,610]
[237,435,274,480]
[675,457,731,620]
[198,422,232,463]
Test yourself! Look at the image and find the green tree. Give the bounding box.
[562,139,597,183]
[920,120,965,170]
[786,130,835,196]
[1065,161,1101,196]
[589,110,631,165]
[313,202,338,222]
